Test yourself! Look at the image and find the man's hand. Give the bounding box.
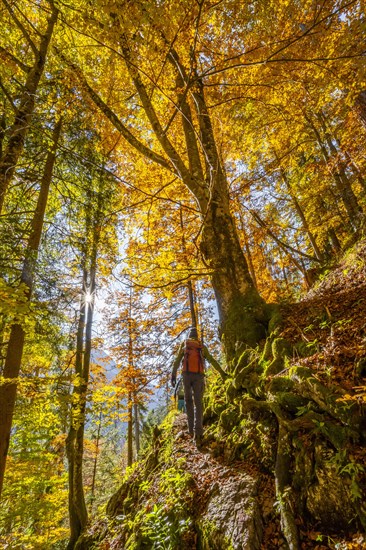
[171,375,176,388]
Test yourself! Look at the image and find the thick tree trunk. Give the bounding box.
[0,4,58,213]
[0,118,61,498]
[199,180,267,357]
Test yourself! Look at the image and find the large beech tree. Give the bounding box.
[61,2,269,357]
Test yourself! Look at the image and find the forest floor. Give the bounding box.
[172,414,365,550]
[172,241,366,549]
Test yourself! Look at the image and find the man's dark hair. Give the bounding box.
[188,327,198,339]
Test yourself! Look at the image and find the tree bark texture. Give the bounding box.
[127,400,133,467]
[0,118,62,498]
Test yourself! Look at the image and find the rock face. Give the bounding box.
[198,475,262,550]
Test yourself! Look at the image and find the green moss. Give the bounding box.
[264,356,284,376]
[294,341,318,357]
[260,337,273,362]
[234,349,255,375]
[197,520,234,550]
[266,303,282,334]
[220,405,240,431]
[275,392,309,414]
[226,381,241,401]
[272,338,292,359]
[220,292,268,360]
[267,376,294,393]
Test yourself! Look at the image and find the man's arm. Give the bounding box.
[203,345,227,379]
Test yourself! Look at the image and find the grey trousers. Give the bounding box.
[182,372,204,437]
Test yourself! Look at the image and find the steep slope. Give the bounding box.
[77,241,366,549]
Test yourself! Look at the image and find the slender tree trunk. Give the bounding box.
[328,227,342,254]
[66,182,101,547]
[66,271,87,549]
[134,403,140,456]
[127,398,133,467]
[249,209,316,275]
[237,211,258,290]
[0,118,62,498]
[179,207,198,329]
[317,112,363,221]
[126,308,134,467]
[276,163,323,262]
[0,4,58,213]
[90,410,102,512]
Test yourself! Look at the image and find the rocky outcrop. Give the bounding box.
[198,473,262,550]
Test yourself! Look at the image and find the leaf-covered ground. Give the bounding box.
[280,241,366,398]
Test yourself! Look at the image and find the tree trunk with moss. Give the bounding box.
[199,180,267,357]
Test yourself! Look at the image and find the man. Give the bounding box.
[171,327,222,449]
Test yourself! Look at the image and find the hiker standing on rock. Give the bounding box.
[171,327,223,449]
